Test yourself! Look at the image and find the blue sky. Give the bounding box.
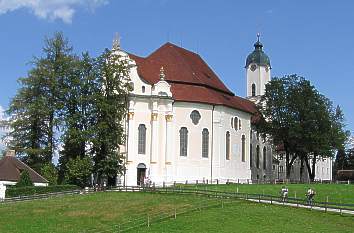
[0,0,353,135]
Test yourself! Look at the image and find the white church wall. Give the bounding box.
[250,130,272,181]
[172,102,213,182]
[213,106,252,182]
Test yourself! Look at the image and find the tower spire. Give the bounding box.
[257,32,260,42]
[112,32,120,50]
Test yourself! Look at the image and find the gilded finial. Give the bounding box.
[112,32,120,50]
[160,66,165,80]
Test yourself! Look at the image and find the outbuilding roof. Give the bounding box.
[128,42,257,115]
[0,155,48,184]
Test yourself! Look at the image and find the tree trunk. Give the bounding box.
[286,153,297,180]
[300,157,304,182]
[305,153,317,182]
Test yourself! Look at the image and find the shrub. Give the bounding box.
[41,163,58,185]
[6,185,79,198]
[16,170,33,187]
[65,157,93,187]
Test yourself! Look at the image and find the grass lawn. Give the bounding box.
[0,192,206,233]
[176,183,354,203]
[139,200,354,233]
[0,191,352,233]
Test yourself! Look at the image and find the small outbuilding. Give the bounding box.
[0,150,48,187]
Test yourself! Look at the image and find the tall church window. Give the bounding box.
[138,124,146,154]
[226,131,230,160]
[263,146,267,170]
[241,135,246,162]
[234,117,238,131]
[250,144,253,167]
[252,84,256,97]
[202,128,209,158]
[231,117,234,128]
[239,119,242,130]
[180,127,188,157]
[256,145,260,168]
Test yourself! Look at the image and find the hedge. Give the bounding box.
[6,185,79,198]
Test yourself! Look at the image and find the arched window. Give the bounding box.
[263,147,267,170]
[226,131,230,160]
[138,124,146,154]
[180,127,188,157]
[142,86,146,93]
[231,117,233,128]
[250,144,253,167]
[241,135,246,162]
[234,117,238,131]
[202,128,209,158]
[256,145,260,168]
[252,83,256,97]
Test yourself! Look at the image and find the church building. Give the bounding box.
[116,36,273,186]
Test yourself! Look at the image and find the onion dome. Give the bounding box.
[245,34,271,68]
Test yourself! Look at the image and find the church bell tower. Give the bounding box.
[245,34,271,102]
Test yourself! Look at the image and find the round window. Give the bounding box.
[190,110,201,125]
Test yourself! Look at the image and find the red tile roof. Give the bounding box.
[0,155,48,184]
[129,42,257,114]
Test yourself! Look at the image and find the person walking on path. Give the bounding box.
[306,188,316,205]
[280,186,288,202]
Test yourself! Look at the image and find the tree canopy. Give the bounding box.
[257,74,348,181]
[7,32,130,186]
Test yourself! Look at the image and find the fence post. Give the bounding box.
[325,196,328,213]
[217,179,219,185]
[221,200,224,208]
[246,193,248,200]
[174,208,177,219]
[147,215,150,227]
[340,200,342,216]
[258,194,261,203]
[185,180,188,185]
[207,179,209,185]
[118,224,121,233]
[270,196,273,204]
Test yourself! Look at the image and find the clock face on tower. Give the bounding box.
[250,64,257,71]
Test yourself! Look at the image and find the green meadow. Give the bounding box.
[0,188,352,233]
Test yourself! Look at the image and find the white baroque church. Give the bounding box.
[115,36,272,186]
[115,36,331,186]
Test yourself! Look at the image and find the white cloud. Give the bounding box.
[0,0,108,23]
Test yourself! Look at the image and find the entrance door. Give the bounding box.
[137,163,147,186]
